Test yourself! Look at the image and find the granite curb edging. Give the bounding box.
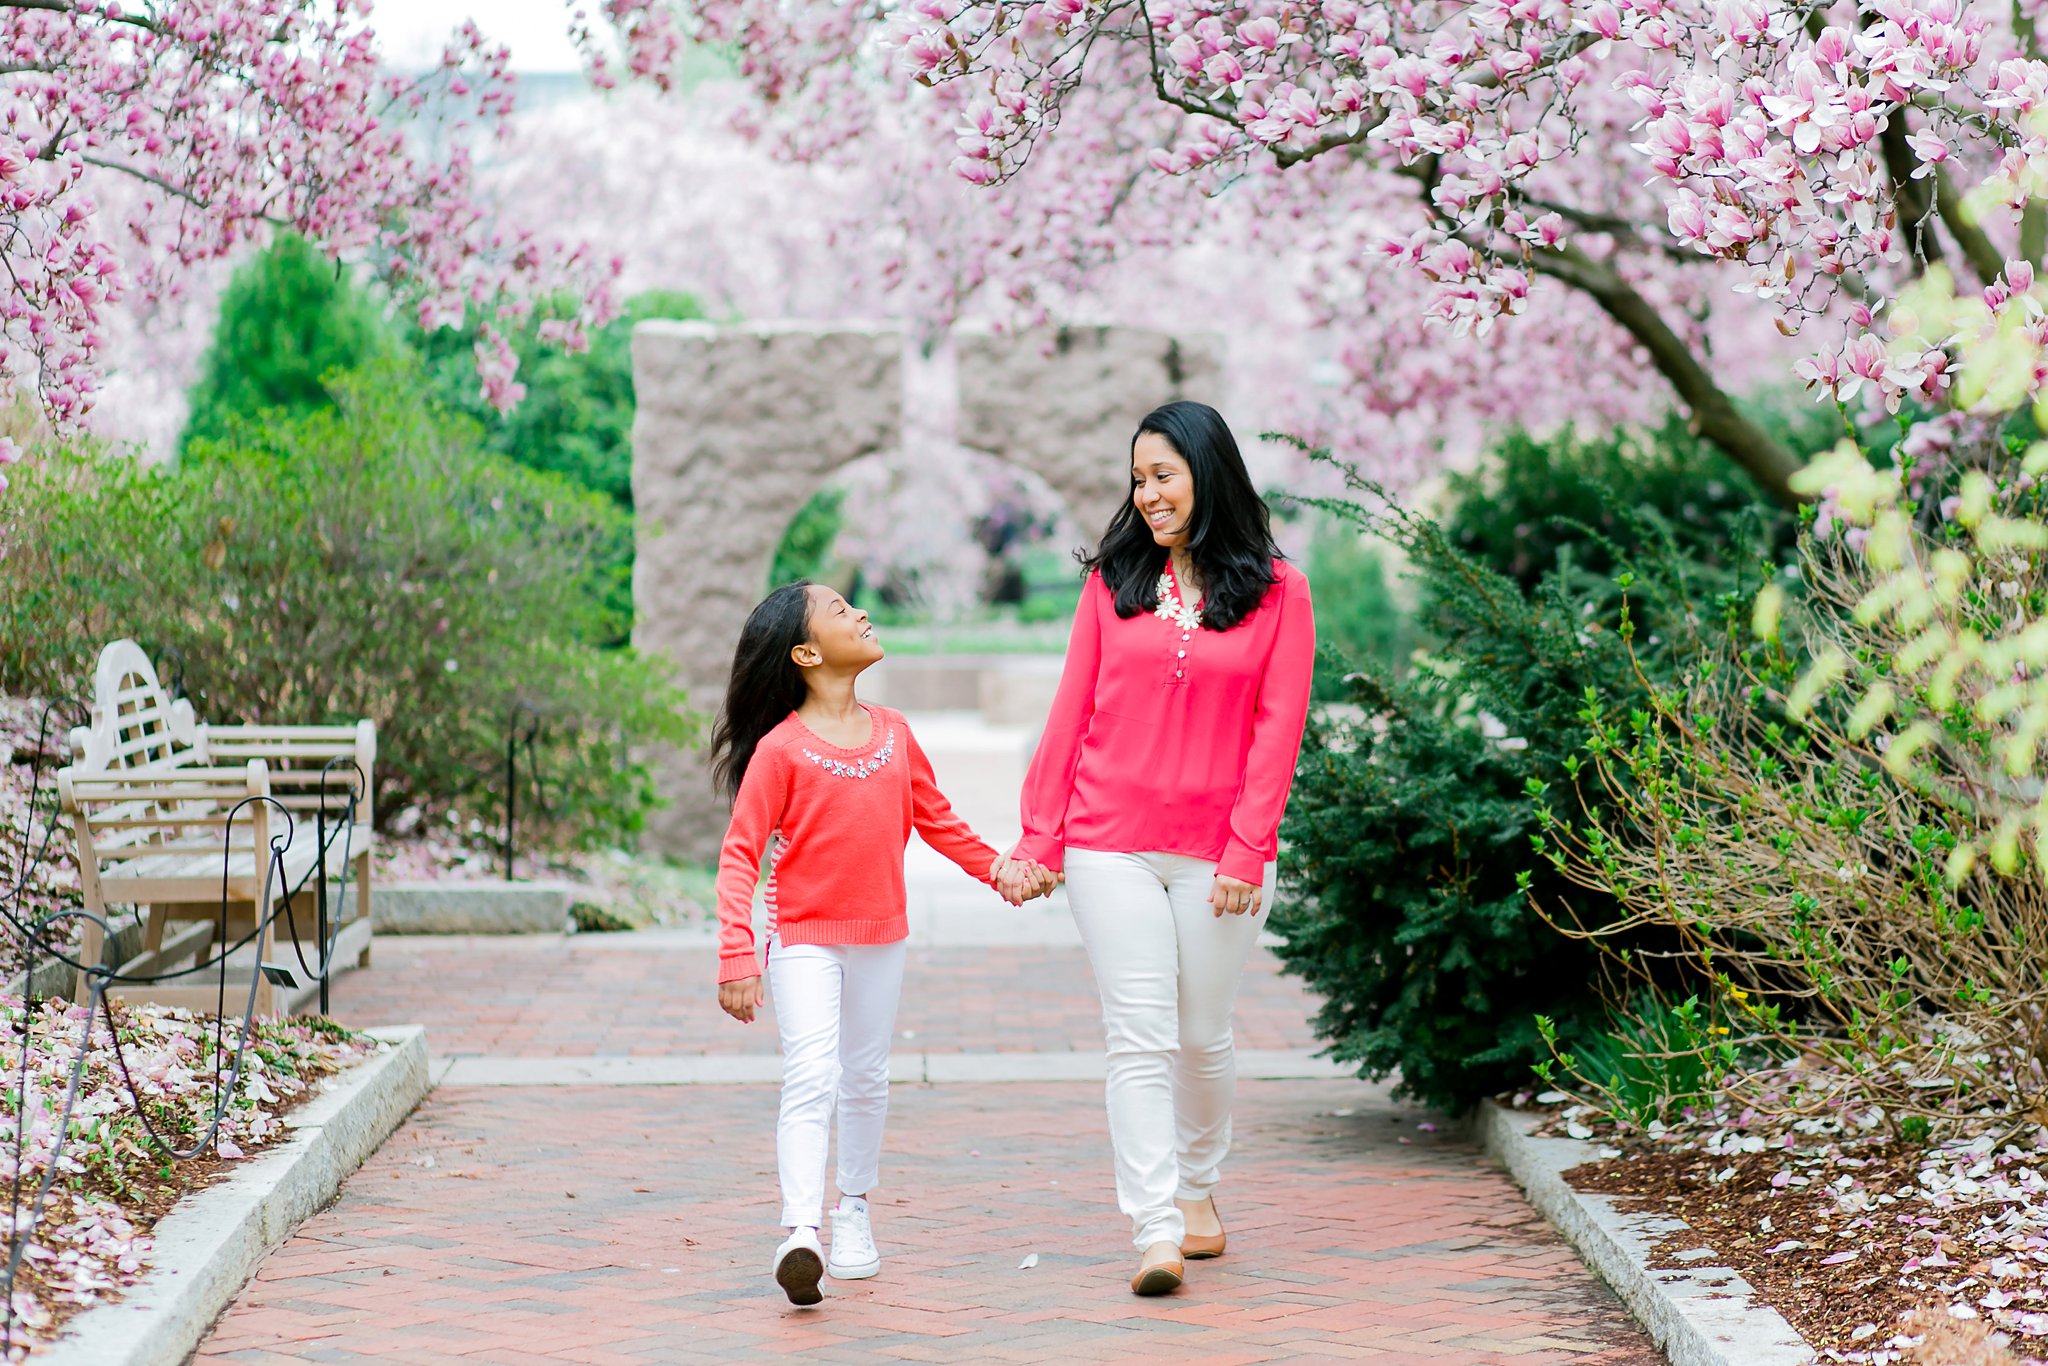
[39,1025,431,1366]
[1475,1099,1815,1366]
[367,881,574,934]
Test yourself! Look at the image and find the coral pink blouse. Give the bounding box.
[1013,560,1315,885]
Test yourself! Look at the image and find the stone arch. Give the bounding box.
[955,325,1226,534]
[631,320,1224,859]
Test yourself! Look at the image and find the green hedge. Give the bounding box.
[2,366,696,846]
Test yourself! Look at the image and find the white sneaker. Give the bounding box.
[773,1227,825,1305]
[829,1200,881,1279]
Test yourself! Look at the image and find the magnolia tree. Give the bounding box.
[0,0,687,468]
[677,0,2048,501]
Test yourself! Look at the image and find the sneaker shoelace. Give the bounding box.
[835,1206,875,1259]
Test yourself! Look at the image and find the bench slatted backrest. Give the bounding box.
[63,641,371,873]
[201,724,375,839]
[64,641,222,857]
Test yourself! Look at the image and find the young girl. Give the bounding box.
[710,580,1051,1306]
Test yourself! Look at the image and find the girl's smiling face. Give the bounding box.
[795,585,883,670]
[1131,431,1196,548]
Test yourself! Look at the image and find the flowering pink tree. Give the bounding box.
[0,0,685,460]
[685,0,2048,503]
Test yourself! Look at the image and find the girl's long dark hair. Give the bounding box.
[708,581,813,803]
[1080,400,1280,630]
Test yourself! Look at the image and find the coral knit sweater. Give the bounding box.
[715,705,999,984]
[1013,560,1316,886]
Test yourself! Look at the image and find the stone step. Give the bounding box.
[371,881,574,935]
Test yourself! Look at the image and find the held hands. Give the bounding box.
[1210,874,1263,918]
[991,855,1060,906]
[719,975,765,1024]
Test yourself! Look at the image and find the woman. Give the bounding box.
[1009,399,1315,1296]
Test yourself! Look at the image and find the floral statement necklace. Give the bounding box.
[1154,568,1204,632]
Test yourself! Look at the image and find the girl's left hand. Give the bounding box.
[1210,875,1262,918]
[719,976,765,1023]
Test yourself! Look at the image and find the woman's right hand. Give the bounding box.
[719,975,765,1023]
[1209,874,1263,918]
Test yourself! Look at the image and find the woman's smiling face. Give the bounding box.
[1131,431,1195,548]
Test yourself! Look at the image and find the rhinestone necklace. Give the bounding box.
[800,727,897,779]
[1154,567,1204,633]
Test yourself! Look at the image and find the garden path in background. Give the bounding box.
[192,710,1664,1365]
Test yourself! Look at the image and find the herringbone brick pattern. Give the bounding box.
[197,1081,1659,1365]
[325,937,1321,1057]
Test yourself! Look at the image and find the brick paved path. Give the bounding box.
[322,936,1322,1057]
[194,929,1663,1366]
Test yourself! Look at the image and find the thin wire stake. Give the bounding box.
[316,792,329,1016]
[504,703,541,881]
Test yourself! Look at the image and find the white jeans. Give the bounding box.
[1064,849,1273,1250]
[766,937,907,1230]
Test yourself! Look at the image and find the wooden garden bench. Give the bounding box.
[54,640,376,1016]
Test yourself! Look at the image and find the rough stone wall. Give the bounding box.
[632,321,1224,860]
[955,326,1227,539]
[631,321,903,858]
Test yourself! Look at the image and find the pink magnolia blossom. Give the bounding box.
[659,0,2048,498]
[2,2,678,431]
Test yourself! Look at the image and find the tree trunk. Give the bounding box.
[1529,244,1806,506]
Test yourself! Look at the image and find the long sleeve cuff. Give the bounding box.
[1216,841,1268,887]
[1010,835,1065,875]
[718,951,763,984]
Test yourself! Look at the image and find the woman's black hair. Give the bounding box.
[1079,400,1280,630]
[708,581,813,803]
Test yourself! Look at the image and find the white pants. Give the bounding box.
[766,937,908,1230]
[1064,849,1273,1250]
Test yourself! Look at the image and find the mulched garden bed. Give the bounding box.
[0,990,375,1359]
[0,698,382,1358]
[1526,1093,2048,1365]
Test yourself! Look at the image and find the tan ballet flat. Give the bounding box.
[1130,1241,1185,1296]
[1178,1197,1226,1259]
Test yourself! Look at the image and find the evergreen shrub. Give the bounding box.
[1304,519,1408,701]
[410,290,704,508]
[409,291,705,636]
[180,233,397,454]
[1272,426,1792,1111]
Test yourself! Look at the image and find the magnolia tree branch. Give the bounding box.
[1530,242,1803,504]
[0,0,157,31]
[1933,166,2011,286]
[1404,157,1805,503]
[76,155,214,212]
[1879,116,1945,270]
[735,0,2048,470]
[1515,194,1702,265]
